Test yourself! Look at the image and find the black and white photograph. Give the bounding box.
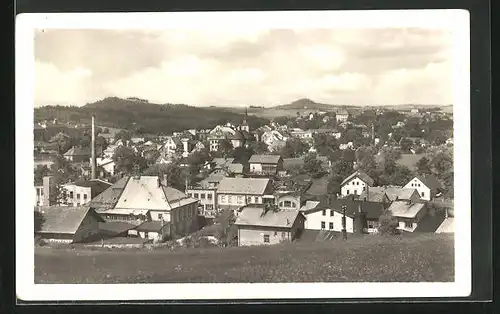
[16,10,471,301]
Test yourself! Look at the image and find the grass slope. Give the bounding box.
[35,234,454,284]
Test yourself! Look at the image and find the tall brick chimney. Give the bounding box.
[91,115,96,180]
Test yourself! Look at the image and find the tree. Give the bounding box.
[34,165,50,184]
[441,171,454,198]
[231,146,254,164]
[219,139,233,158]
[280,138,308,158]
[113,146,148,174]
[95,135,109,152]
[428,130,448,146]
[400,138,413,153]
[416,157,432,175]
[115,130,131,145]
[34,210,45,232]
[330,157,354,183]
[431,152,453,175]
[304,153,324,178]
[250,141,268,154]
[215,210,236,247]
[378,210,400,235]
[102,128,110,134]
[144,149,161,165]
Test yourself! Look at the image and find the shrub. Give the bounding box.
[378,210,400,235]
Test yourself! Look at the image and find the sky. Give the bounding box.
[34,28,453,107]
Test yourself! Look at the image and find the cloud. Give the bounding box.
[33,27,453,107]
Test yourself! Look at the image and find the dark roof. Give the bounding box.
[304,175,331,196]
[71,179,113,196]
[283,158,305,170]
[217,177,271,195]
[228,131,245,140]
[241,130,254,140]
[38,207,104,234]
[341,170,375,186]
[135,221,166,232]
[302,199,386,220]
[89,176,130,209]
[414,175,443,190]
[248,154,282,164]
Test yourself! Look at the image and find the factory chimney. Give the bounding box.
[91,115,97,180]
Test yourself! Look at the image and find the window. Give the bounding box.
[83,194,88,200]
[418,184,421,187]
[237,196,244,204]
[76,193,80,199]
[347,190,350,194]
[221,195,226,203]
[292,202,297,208]
[207,194,212,200]
[363,187,366,191]
[40,189,44,196]
[274,231,278,236]
[263,235,270,243]
[356,182,359,185]
[282,232,286,237]
[330,210,334,217]
[404,221,413,229]
[284,200,292,207]
[228,196,233,203]
[322,210,326,216]
[421,192,425,197]
[321,221,326,229]
[194,193,199,198]
[279,201,284,207]
[329,222,334,230]
[354,190,358,195]
[201,193,206,199]
[144,232,148,238]
[158,214,163,220]
[70,191,74,198]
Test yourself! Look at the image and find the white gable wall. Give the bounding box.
[341,177,369,197]
[303,209,354,233]
[403,177,431,201]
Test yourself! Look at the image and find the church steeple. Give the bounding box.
[241,107,250,132]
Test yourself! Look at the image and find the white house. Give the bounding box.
[340,170,375,197]
[336,109,349,123]
[301,201,354,233]
[403,175,443,201]
[216,177,274,213]
[387,201,428,232]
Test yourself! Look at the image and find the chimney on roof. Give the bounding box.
[91,115,97,180]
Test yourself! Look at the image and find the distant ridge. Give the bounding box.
[34,97,270,135]
[273,98,337,111]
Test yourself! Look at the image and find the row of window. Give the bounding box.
[350,181,362,185]
[66,191,88,201]
[411,183,421,187]
[35,188,44,196]
[279,200,297,208]
[320,221,334,230]
[219,195,260,204]
[188,192,213,200]
[263,231,287,243]
[322,209,335,217]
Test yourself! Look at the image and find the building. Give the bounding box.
[387,201,428,232]
[207,123,251,152]
[435,217,454,234]
[359,186,421,203]
[340,170,375,197]
[403,175,443,201]
[34,176,56,207]
[259,130,287,152]
[63,146,91,162]
[234,206,305,246]
[96,157,116,176]
[248,155,283,175]
[35,206,104,243]
[290,129,313,141]
[128,221,170,241]
[63,179,112,207]
[185,176,220,217]
[275,193,304,211]
[216,177,274,212]
[300,199,386,233]
[336,109,349,123]
[90,175,199,238]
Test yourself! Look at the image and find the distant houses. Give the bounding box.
[340,170,375,197]
[216,177,274,213]
[403,175,443,201]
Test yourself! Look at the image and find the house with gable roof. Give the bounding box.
[248,154,284,175]
[216,177,274,213]
[403,175,443,201]
[387,200,428,232]
[35,206,104,243]
[340,170,375,197]
[89,175,200,239]
[234,205,305,246]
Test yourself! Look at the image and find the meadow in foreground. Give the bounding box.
[35,233,454,284]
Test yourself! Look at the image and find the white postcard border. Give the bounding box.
[16,9,471,301]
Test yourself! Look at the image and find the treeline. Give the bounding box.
[34,97,270,135]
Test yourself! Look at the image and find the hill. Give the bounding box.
[35,233,453,284]
[34,97,270,135]
[273,98,339,111]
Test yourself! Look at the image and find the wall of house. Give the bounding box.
[366,219,379,233]
[170,202,199,237]
[149,210,171,222]
[290,214,305,240]
[404,178,432,201]
[218,193,263,209]
[35,186,45,207]
[186,189,217,215]
[73,212,102,243]
[303,209,354,233]
[397,218,418,232]
[249,163,263,173]
[237,226,291,246]
[37,233,74,243]
[64,185,92,207]
[341,177,369,197]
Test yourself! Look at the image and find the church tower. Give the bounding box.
[241,107,250,133]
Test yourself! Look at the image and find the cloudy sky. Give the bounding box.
[34,28,453,107]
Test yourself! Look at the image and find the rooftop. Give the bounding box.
[234,207,302,228]
[38,206,103,234]
[387,201,426,219]
[217,177,271,195]
[341,170,375,186]
[248,154,282,164]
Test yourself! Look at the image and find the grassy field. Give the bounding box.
[35,233,454,284]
